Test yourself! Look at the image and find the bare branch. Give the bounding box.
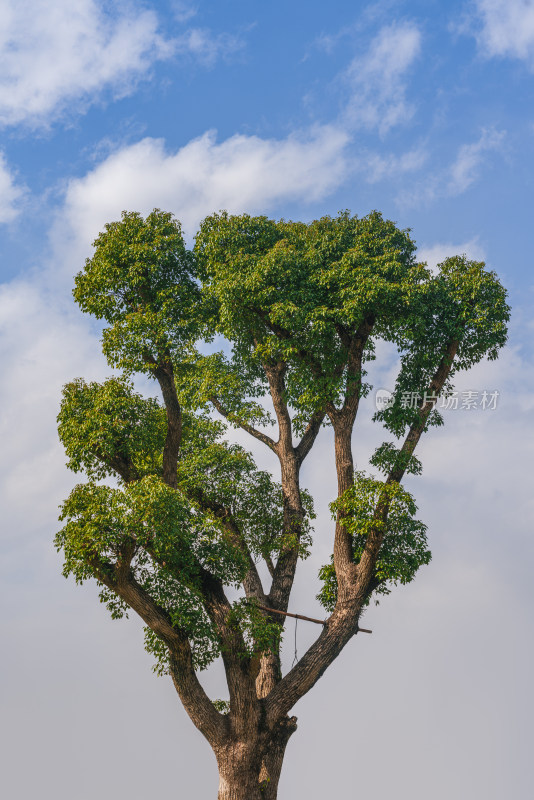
[210,396,278,453]
[264,602,365,724]
[295,409,326,465]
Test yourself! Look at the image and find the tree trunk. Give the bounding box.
[332,420,357,597]
[215,718,297,800]
[216,744,263,800]
[258,717,297,799]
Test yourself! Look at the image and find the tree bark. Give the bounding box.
[258,717,297,799]
[330,418,359,600]
[216,742,264,800]
[215,718,297,800]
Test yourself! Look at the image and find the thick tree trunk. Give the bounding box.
[215,718,297,800]
[216,742,264,800]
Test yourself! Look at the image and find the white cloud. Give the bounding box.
[417,238,486,272]
[363,146,428,183]
[0,152,24,222]
[447,127,505,194]
[171,1,198,24]
[175,27,245,67]
[57,126,352,250]
[397,128,506,206]
[0,0,172,128]
[0,280,107,542]
[343,21,422,135]
[471,0,534,65]
[0,0,242,129]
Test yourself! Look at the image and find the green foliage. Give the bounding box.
[57,207,510,678]
[73,209,199,374]
[178,350,275,431]
[195,210,426,430]
[56,477,198,583]
[56,475,226,669]
[317,473,431,610]
[178,440,309,564]
[229,599,283,659]
[370,442,423,476]
[57,376,166,480]
[374,255,510,437]
[212,699,230,714]
[55,372,304,668]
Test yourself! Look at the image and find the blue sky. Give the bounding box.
[1,2,534,799]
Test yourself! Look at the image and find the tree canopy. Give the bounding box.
[56,208,509,800]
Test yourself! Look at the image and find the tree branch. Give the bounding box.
[198,568,260,734]
[103,453,140,483]
[355,337,460,595]
[90,553,225,745]
[294,409,326,465]
[264,601,363,725]
[262,363,304,615]
[140,532,257,715]
[265,337,462,722]
[153,358,182,489]
[210,396,278,453]
[252,309,325,380]
[263,363,293,452]
[104,521,259,732]
[326,319,376,591]
[184,484,266,603]
[387,337,460,485]
[340,315,375,418]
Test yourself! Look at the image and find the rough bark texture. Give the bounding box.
[258,717,298,799]
[215,717,297,800]
[216,738,264,800]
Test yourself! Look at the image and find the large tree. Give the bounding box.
[56,208,509,799]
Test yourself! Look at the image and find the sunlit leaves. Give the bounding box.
[55,476,224,669]
[373,255,510,437]
[74,210,200,373]
[178,351,274,431]
[195,210,427,427]
[317,472,430,610]
[229,599,283,659]
[58,206,510,678]
[370,442,423,476]
[56,477,197,582]
[197,213,510,438]
[57,376,166,480]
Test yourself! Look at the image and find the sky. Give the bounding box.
[1,1,533,798]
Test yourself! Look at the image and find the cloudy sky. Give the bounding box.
[1,1,533,798]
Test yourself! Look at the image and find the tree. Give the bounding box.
[56,208,510,799]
